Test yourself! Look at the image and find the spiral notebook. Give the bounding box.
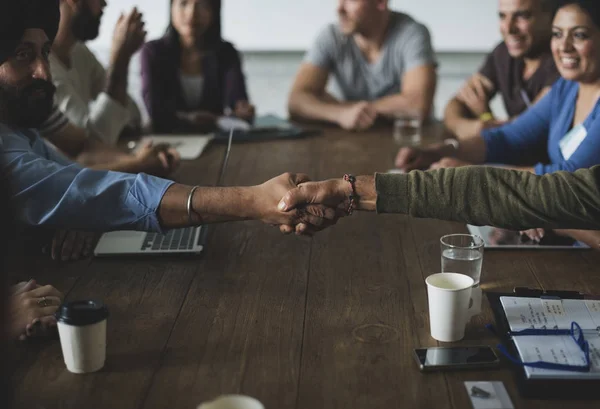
[500,296,600,379]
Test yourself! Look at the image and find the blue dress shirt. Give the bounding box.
[482,78,600,175]
[0,123,174,232]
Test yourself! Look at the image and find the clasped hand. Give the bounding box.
[256,173,350,236]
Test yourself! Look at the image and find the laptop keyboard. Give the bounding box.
[141,227,200,251]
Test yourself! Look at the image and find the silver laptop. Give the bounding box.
[94,130,234,256]
[467,225,585,250]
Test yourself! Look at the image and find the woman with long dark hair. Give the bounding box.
[141,0,255,133]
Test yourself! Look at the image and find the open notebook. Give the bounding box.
[500,296,600,379]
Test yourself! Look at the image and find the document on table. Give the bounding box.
[138,134,214,160]
[500,296,600,379]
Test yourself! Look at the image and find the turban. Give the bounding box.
[0,0,60,64]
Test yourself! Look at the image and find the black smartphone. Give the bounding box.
[413,346,500,372]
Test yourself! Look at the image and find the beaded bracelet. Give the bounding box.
[343,174,358,215]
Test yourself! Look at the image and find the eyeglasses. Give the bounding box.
[491,321,591,373]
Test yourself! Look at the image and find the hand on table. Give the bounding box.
[49,230,100,261]
[429,157,474,170]
[520,228,546,243]
[134,141,181,177]
[234,101,256,122]
[8,280,63,341]
[395,146,442,171]
[338,102,377,131]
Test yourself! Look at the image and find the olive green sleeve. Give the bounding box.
[375,166,600,230]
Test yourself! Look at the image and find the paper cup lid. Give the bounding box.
[55,300,109,326]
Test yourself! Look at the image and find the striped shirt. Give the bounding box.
[38,106,69,136]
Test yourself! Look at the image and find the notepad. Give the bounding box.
[500,296,600,379]
[138,134,213,160]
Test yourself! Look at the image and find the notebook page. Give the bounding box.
[512,334,600,379]
[500,297,599,331]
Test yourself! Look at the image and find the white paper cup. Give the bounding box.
[56,300,109,374]
[198,395,264,409]
[426,273,474,342]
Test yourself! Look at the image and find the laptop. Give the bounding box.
[467,225,585,250]
[94,130,234,256]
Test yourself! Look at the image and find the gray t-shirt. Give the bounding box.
[304,12,436,101]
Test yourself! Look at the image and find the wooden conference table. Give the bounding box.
[11,124,600,409]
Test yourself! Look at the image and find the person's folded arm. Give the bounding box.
[371,64,436,120]
[443,96,485,140]
[287,62,346,124]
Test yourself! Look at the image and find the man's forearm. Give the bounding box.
[158,184,256,228]
[105,55,130,106]
[288,91,346,124]
[444,98,482,140]
[555,229,600,250]
[371,93,432,120]
[375,167,600,230]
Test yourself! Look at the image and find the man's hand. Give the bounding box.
[134,141,181,177]
[456,73,494,117]
[8,280,63,341]
[338,102,377,131]
[395,146,442,171]
[234,101,256,122]
[277,178,351,235]
[520,228,546,243]
[110,8,146,64]
[429,157,474,170]
[250,173,340,234]
[49,230,100,261]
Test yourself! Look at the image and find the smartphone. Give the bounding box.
[413,346,500,372]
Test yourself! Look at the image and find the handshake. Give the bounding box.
[248,173,374,236]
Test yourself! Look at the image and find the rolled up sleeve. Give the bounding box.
[2,148,173,232]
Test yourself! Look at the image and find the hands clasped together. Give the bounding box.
[252,173,354,236]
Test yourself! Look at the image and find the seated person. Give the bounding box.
[287,0,437,131]
[141,0,255,133]
[444,0,560,140]
[396,2,600,176]
[0,4,334,244]
[397,0,600,249]
[50,0,143,145]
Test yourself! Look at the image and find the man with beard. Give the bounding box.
[50,0,144,144]
[287,0,437,131]
[0,1,336,256]
[443,0,560,140]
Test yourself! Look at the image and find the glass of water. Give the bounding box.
[393,114,422,146]
[440,234,484,285]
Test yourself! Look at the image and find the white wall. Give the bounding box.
[89,0,501,53]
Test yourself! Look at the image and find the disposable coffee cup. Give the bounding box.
[198,395,264,409]
[426,273,474,342]
[56,300,109,374]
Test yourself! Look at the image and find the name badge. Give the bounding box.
[559,124,587,160]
